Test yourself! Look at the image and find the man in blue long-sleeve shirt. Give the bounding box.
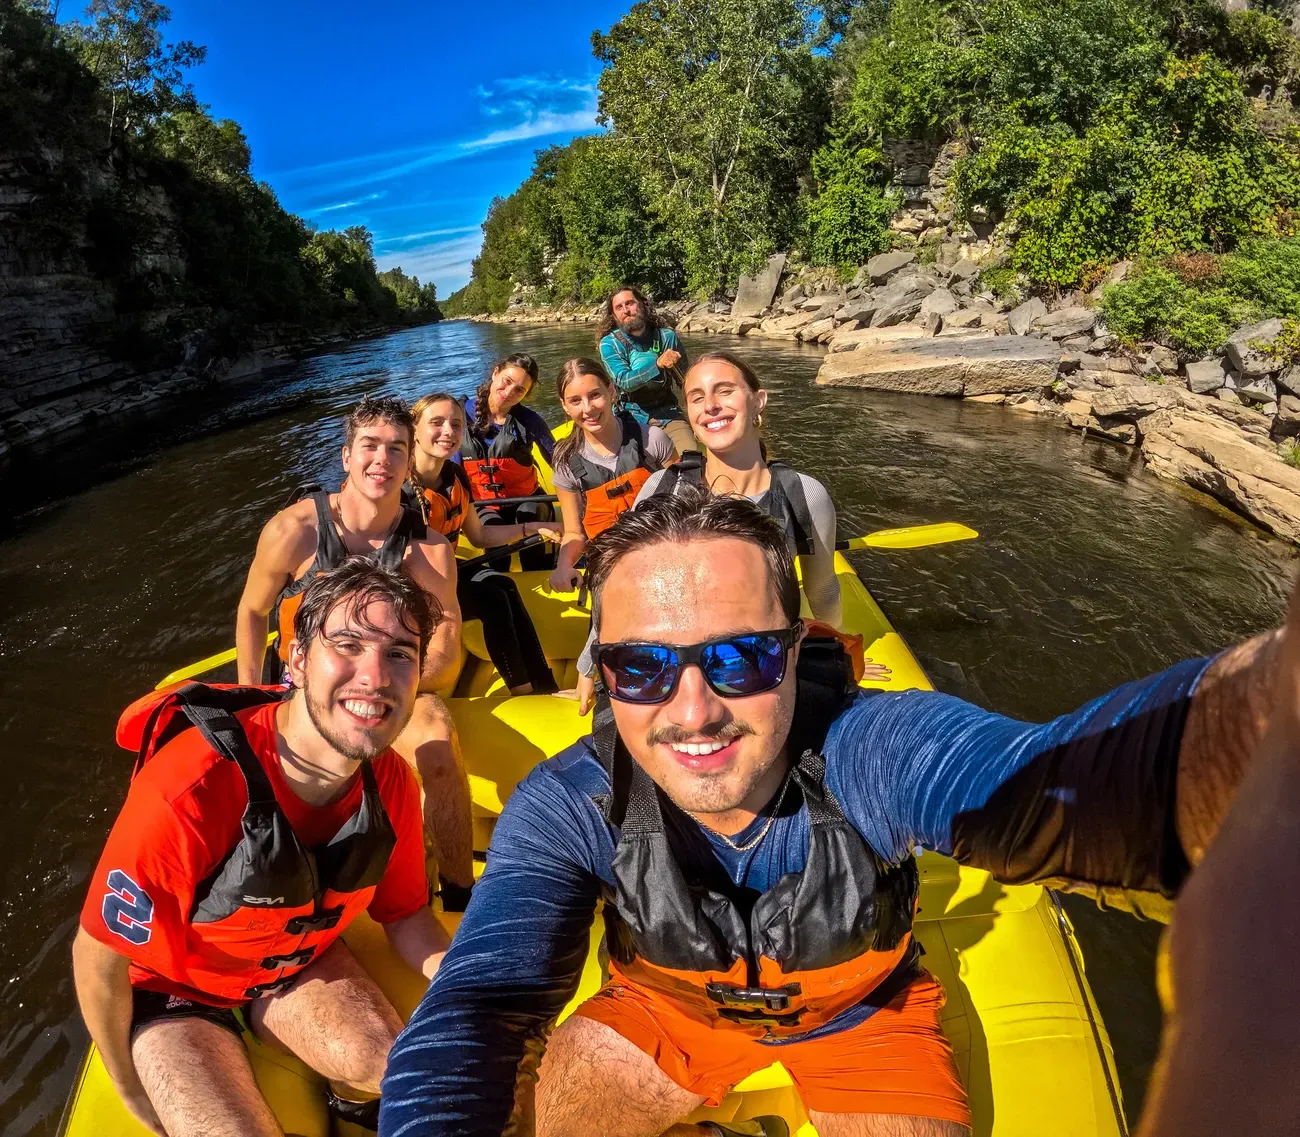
[597,285,695,456]
[381,486,1290,1137]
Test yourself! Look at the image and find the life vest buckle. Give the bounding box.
[260,948,315,970]
[705,981,803,1015]
[244,976,296,999]
[285,906,343,934]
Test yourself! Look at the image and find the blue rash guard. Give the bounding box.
[456,397,556,466]
[381,657,1210,1136]
[598,326,688,424]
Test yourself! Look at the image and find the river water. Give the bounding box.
[1,319,1294,1134]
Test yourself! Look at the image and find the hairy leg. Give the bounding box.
[132,1017,281,1137]
[536,1014,707,1137]
[809,1111,971,1136]
[250,939,403,1098]
[392,691,474,887]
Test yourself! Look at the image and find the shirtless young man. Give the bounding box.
[234,395,473,898]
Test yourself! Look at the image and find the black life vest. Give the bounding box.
[591,641,919,1037]
[609,328,681,414]
[459,404,541,504]
[269,487,423,671]
[656,451,816,555]
[118,682,398,1002]
[564,411,657,538]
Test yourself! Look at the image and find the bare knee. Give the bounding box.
[321,1014,398,1096]
[808,1111,971,1136]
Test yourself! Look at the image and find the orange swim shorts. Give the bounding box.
[572,970,970,1126]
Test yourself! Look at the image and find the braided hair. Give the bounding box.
[407,391,464,524]
[470,353,539,440]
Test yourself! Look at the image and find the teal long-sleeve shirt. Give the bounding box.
[598,326,687,421]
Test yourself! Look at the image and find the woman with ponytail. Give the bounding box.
[409,392,559,695]
[459,353,556,571]
[547,358,678,593]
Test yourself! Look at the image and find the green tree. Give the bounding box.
[68,0,205,146]
[592,0,826,295]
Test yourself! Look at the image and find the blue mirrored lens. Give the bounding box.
[700,635,786,695]
[600,644,679,702]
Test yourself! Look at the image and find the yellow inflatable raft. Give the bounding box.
[60,456,1126,1137]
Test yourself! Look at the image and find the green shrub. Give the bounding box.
[806,139,898,271]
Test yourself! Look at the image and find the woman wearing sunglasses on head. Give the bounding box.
[565,351,869,713]
[459,353,557,571]
[408,392,560,695]
[547,358,679,594]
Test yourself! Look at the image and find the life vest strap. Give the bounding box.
[260,948,316,970]
[285,906,343,934]
[244,977,296,999]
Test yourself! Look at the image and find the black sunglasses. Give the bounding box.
[592,626,802,705]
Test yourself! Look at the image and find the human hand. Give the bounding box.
[554,673,596,715]
[656,349,681,370]
[549,566,583,593]
[532,524,562,543]
[861,660,893,683]
[113,1078,165,1137]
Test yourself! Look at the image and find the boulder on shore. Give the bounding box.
[731,253,787,317]
[1186,358,1229,394]
[816,335,1060,397]
[1225,318,1285,379]
[864,250,917,285]
[1008,297,1047,336]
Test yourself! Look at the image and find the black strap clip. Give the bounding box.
[705,981,804,1026]
[285,906,343,934]
[244,976,296,999]
[259,948,315,970]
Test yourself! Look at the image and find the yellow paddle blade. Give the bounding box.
[154,633,275,690]
[842,522,979,551]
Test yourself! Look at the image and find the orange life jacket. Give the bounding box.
[459,408,540,504]
[565,411,657,538]
[115,682,398,1003]
[404,464,473,542]
[590,642,918,1038]
[270,489,423,668]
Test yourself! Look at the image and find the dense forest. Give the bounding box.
[443,0,1300,333]
[2,0,440,373]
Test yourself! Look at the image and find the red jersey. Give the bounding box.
[80,700,428,1005]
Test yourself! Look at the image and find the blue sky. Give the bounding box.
[146,0,629,295]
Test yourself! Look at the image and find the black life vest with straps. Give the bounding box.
[565,410,657,538]
[119,682,398,1001]
[609,328,680,414]
[269,486,424,671]
[655,451,816,556]
[590,639,919,1037]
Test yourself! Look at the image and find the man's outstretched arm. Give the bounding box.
[379,761,607,1137]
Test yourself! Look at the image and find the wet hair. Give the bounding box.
[551,357,615,475]
[408,391,463,522]
[596,285,659,343]
[585,482,799,635]
[293,556,439,669]
[470,354,538,439]
[345,395,415,449]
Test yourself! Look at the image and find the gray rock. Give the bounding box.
[1036,306,1097,340]
[798,316,836,342]
[1146,345,1179,375]
[777,282,806,307]
[1262,400,1279,417]
[919,288,959,320]
[868,275,936,328]
[1106,261,1134,286]
[1090,334,1117,353]
[1078,352,1108,372]
[1225,318,1286,379]
[834,301,877,329]
[1008,297,1047,336]
[1217,388,1247,406]
[945,307,988,330]
[1238,377,1279,405]
[922,311,943,337]
[1274,394,1300,438]
[949,259,982,282]
[937,243,963,267]
[865,250,918,284]
[1186,359,1229,394]
[1062,336,1093,350]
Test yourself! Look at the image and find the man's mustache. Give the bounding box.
[646,720,755,747]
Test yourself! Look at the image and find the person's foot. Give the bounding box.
[702,1118,790,1137]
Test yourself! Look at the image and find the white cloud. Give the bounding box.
[375,225,481,247]
[304,191,388,216]
[377,233,483,292]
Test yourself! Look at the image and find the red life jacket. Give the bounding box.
[115,682,399,1003]
[403,464,473,542]
[459,408,540,504]
[564,411,657,538]
[590,644,918,1038]
[270,488,423,667]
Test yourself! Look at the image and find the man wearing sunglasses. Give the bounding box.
[381,485,1291,1137]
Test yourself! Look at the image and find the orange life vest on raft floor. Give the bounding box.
[270,488,423,669]
[458,407,540,504]
[591,642,919,1039]
[402,464,473,542]
[565,411,657,538]
[115,682,399,1004]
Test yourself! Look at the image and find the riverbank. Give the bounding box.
[472,267,1300,545]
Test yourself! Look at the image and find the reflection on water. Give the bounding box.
[0,320,1293,1134]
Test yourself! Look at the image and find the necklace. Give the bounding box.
[712,768,794,853]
